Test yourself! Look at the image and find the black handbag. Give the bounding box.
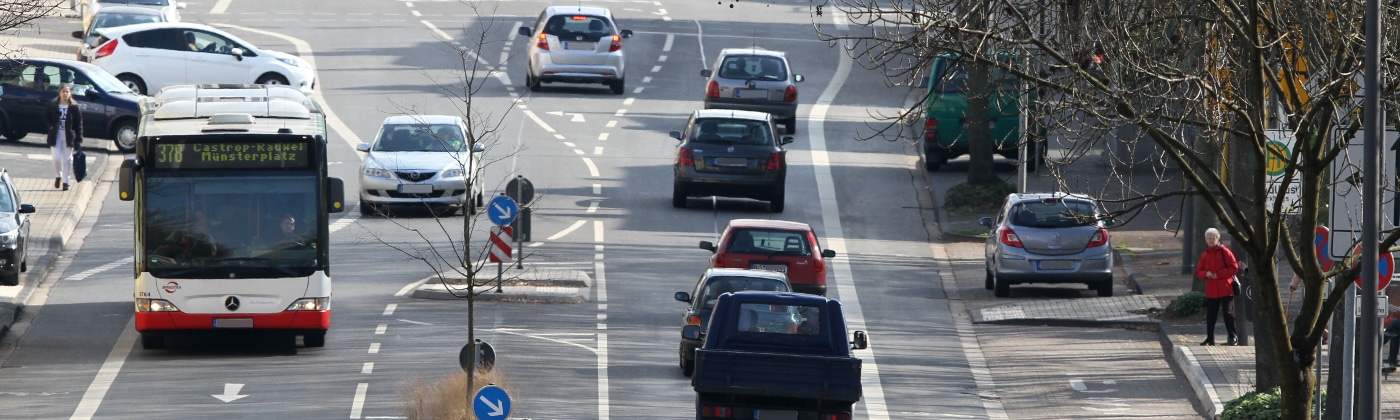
[73,149,87,182]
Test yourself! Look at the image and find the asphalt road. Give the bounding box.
[0,1,1203,419]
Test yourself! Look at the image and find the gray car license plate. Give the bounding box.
[751,263,788,273]
[1038,260,1074,270]
[398,184,432,194]
[563,41,594,50]
[734,88,766,99]
[713,157,747,167]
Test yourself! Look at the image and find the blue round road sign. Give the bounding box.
[473,384,512,420]
[487,196,518,226]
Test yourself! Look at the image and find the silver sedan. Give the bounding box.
[357,115,485,216]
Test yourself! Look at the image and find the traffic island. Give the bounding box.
[412,266,592,303]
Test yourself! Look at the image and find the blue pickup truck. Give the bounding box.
[685,291,868,419]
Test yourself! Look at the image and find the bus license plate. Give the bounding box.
[213,318,254,328]
[398,184,432,194]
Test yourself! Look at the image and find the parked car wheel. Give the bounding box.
[924,149,943,172]
[993,276,1010,297]
[0,118,21,142]
[681,356,694,377]
[672,183,688,208]
[358,202,376,216]
[525,70,540,92]
[112,120,138,153]
[984,270,994,290]
[1095,279,1114,297]
[118,74,147,95]
[610,79,625,95]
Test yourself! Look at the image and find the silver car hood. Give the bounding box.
[365,151,467,171]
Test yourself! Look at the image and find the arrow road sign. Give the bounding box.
[473,384,511,420]
[212,383,248,403]
[487,195,518,226]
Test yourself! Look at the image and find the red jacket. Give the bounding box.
[1196,245,1239,299]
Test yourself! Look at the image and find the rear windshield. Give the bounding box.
[543,14,614,41]
[699,277,788,308]
[690,118,772,145]
[726,228,811,256]
[91,13,162,32]
[1010,199,1099,228]
[717,55,787,81]
[931,60,1020,93]
[736,302,822,336]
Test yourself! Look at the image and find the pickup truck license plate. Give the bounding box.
[213,318,254,328]
[398,184,432,194]
[751,263,788,273]
[1038,260,1074,270]
[754,410,798,420]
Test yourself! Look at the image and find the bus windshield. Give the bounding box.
[142,172,321,279]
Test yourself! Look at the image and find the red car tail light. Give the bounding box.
[764,152,782,171]
[783,85,797,102]
[536,33,549,50]
[1000,227,1023,248]
[609,34,622,52]
[706,80,720,98]
[814,257,827,274]
[819,414,851,420]
[701,405,733,418]
[1087,227,1109,248]
[94,41,118,60]
[711,254,727,268]
[678,148,695,167]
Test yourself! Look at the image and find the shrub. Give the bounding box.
[1221,386,1325,420]
[944,181,1015,214]
[402,368,513,420]
[1166,291,1205,317]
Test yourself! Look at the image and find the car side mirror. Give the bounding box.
[700,69,712,78]
[18,204,35,214]
[794,74,804,83]
[620,29,633,38]
[231,47,245,61]
[355,143,370,152]
[699,241,716,252]
[780,136,794,145]
[471,143,486,153]
[978,217,994,227]
[682,325,703,341]
[675,292,691,303]
[822,249,836,258]
[851,330,868,350]
[669,130,683,140]
[72,30,84,39]
[84,89,102,99]
[517,27,532,36]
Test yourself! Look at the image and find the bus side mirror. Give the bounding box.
[118,158,137,201]
[326,177,345,213]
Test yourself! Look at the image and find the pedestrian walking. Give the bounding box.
[1196,227,1240,346]
[45,84,83,191]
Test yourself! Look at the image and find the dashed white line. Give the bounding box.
[598,133,610,141]
[650,65,662,72]
[606,120,617,128]
[375,324,387,334]
[349,383,369,419]
[581,157,600,177]
[209,0,234,14]
[642,76,652,83]
[382,304,397,316]
[622,98,634,105]
[662,34,674,52]
[361,363,374,374]
[64,257,133,281]
[573,149,585,155]
[368,343,381,354]
[592,184,602,194]
[564,141,577,148]
[593,147,604,155]
[658,55,667,62]
[614,109,627,117]
[633,87,645,94]
[587,201,599,213]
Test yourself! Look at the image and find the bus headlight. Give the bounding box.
[287,297,329,311]
[136,298,180,312]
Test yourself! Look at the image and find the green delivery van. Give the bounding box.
[921,54,1042,171]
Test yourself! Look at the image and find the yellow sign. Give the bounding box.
[1265,140,1290,176]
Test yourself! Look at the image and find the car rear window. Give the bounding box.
[735,303,821,336]
[543,15,614,41]
[726,229,811,256]
[700,277,788,308]
[717,55,786,81]
[931,60,1020,93]
[1010,199,1099,228]
[691,118,772,145]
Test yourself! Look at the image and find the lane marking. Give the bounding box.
[594,147,604,155]
[547,220,588,241]
[581,157,600,177]
[375,324,387,334]
[368,343,381,354]
[598,133,609,141]
[209,0,233,14]
[587,201,599,213]
[487,329,610,420]
[383,304,397,316]
[662,33,673,52]
[69,318,137,420]
[64,257,133,281]
[362,363,374,374]
[349,383,369,419]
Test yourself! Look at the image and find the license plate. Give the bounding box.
[1038,260,1074,270]
[713,157,747,167]
[564,41,594,50]
[398,184,432,194]
[734,89,766,99]
[751,263,788,273]
[755,410,798,420]
[213,318,254,328]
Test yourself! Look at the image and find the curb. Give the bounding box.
[1175,345,1226,419]
[411,268,594,303]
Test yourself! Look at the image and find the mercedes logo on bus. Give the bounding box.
[224,296,241,311]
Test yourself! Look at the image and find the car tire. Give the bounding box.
[303,331,326,348]
[0,117,21,142]
[783,117,797,135]
[610,79,625,95]
[256,73,290,86]
[526,70,541,92]
[111,119,138,153]
[769,187,785,213]
[993,277,1010,297]
[1095,279,1114,297]
[358,202,376,216]
[140,333,164,350]
[0,271,16,287]
[118,74,147,95]
[984,270,994,290]
[681,357,694,377]
[672,183,688,208]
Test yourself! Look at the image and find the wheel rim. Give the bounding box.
[264,78,284,85]
[123,80,140,91]
[116,125,137,150]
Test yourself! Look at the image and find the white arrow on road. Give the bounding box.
[212,383,248,402]
[544,110,586,122]
[478,395,505,416]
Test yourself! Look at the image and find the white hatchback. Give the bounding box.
[357,115,486,217]
[517,5,632,94]
[88,22,316,95]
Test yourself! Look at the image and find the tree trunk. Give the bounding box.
[966,59,996,185]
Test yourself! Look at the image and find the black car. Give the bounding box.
[0,57,142,153]
[670,109,793,212]
[0,169,36,286]
[673,268,791,376]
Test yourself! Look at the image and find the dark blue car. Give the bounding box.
[0,57,141,153]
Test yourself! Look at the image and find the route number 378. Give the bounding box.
[156,144,186,164]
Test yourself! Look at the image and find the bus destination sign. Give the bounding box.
[151,142,310,169]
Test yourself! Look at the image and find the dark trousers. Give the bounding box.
[1386,319,1400,364]
[1204,296,1237,343]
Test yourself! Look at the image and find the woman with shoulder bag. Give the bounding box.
[1196,227,1240,345]
[45,84,83,191]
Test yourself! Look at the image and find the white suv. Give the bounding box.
[516,6,632,94]
[88,22,316,95]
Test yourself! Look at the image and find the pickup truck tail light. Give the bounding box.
[700,405,733,418]
[999,227,1023,248]
[1086,227,1109,248]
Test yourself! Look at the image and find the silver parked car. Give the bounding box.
[357,115,486,216]
[517,5,633,94]
[979,192,1117,297]
[701,48,803,134]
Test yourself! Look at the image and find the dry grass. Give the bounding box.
[402,368,514,420]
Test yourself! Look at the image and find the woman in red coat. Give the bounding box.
[1196,228,1239,345]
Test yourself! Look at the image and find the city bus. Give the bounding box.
[118,84,344,350]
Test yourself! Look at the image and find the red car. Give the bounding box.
[700,219,836,296]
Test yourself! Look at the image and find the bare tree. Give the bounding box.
[816,0,1400,417]
[0,0,66,56]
